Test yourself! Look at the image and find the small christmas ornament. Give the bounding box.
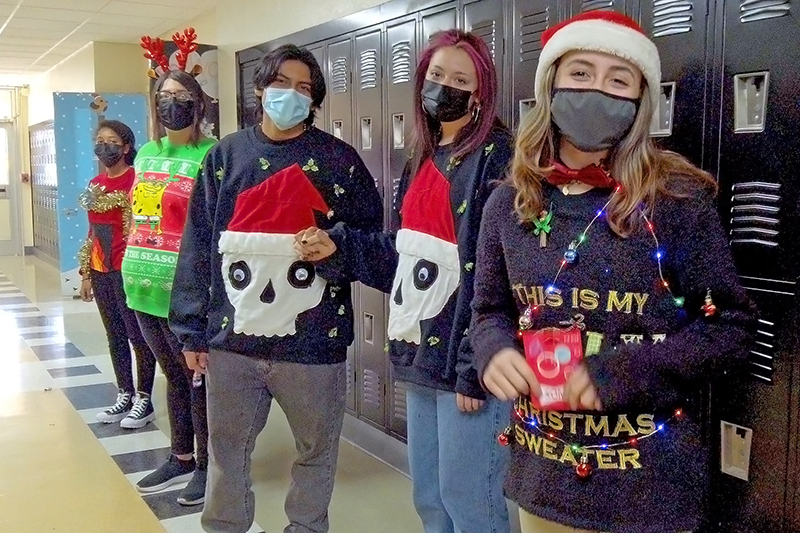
[701,289,717,318]
[564,241,579,264]
[533,209,553,248]
[518,306,533,330]
[576,455,592,480]
[497,426,513,446]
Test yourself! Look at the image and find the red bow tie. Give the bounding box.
[546,160,616,190]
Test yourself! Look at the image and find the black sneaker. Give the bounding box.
[177,468,207,506]
[95,390,132,423]
[120,392,155,429]
[136,455,196,493]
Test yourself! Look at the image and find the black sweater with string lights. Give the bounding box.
[470,182,756,533]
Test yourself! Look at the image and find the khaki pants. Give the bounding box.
[519,509,692,533]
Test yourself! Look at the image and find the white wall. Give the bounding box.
[28,43,96,126]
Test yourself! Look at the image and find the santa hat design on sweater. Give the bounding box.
[534,10,662,107]
[389,159,461,345]
[219,163,331,338]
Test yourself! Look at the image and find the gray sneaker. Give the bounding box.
[95,390,132,423]
[177,468,207,506]
[136,455,195,493]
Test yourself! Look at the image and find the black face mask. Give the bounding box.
[421,80,473,123]
[157,99,196,131]
[551,89,639,152]
[94,143,124,167]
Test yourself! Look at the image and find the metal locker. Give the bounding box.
[639,0,708,167]
[708,0,800,531]
[308,44,328,132]
[463,0,509,123]
[326,37,355,145]
[420,2,458,46]
[385,17,418,438]
[510,0,558,128]
[237,58,261,129]
[353,27,389,429]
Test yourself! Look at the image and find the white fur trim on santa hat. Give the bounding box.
[535,18,661,106]
[218,230,297,256]
[396,229,460,271]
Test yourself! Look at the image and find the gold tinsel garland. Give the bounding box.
[77,183,134,279]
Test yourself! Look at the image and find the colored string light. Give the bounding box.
[507,401,684,453]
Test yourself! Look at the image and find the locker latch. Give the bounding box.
[734,72,769,133]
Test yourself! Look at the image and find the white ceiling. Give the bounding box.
[0,0,221,85]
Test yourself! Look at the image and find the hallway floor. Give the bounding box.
[0,255,418,533]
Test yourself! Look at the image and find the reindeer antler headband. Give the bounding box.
[140,27,199,74]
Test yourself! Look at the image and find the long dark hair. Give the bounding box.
[252,44,326,127]
[151,70,206,147]
[409,30,505,180]
[95,120,137,165]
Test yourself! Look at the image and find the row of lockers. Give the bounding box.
[29,122,59,262]
[238,1,799,529]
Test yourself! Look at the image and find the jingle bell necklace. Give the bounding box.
[500,184,718,481]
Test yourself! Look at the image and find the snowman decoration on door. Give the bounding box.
[218,165,332,337]
[389,160,461,344]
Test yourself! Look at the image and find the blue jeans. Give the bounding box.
[406,384,511,533]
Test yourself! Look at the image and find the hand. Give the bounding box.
[564,364,603,411]
[184,351,209,374]
[483,348,541,401]
[294,227,337,261]
[456,393,485,413]
[79,279,93,302]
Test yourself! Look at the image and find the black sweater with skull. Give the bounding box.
[470,182,757,532]
[169,125,383,364]
[318,127,513,398]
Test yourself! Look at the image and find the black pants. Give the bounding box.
[135,311,208,468]
[91,270,156,396]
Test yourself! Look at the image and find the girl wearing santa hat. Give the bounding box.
[470,10,756,533]
[298,29,514,533]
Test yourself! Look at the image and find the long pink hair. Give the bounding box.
[408,29,504,180]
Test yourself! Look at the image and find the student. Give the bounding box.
[469,11,756,533]
[121,71,216,505]
[296,30,513,533]
[79,120,157,429]
[169,44,383,533]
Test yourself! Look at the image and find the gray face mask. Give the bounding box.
[551,89,639,153]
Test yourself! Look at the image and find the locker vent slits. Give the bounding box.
[581,0,614,12]
[331,56,348,94]
[749,318,778,383]
[393,381,408,422]
[652,0,693,37]
[391,41,412,84]
[740,0,791,23]
[729,181,781,248]
[363,369,381,407]
[519,8,549,62]
[359,49,378,90]
[345,357,353,398]
[471,19,497,60]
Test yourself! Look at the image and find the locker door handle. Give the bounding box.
[650,82,676,137]
[363,312,374,344]
[734,72,769,133]
[392,114,405,149]
[519,98,535,120]
[332,120,343,139]
[360,117,372,150]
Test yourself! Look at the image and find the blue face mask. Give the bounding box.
[262,87,313,131]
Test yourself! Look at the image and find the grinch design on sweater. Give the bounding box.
[218,164,332,338]
[389,159,461,344]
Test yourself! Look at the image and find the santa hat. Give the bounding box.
[219,164,331,257]
[535,10,661,106]
[397,160,459,269]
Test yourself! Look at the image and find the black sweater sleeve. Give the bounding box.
[169,148,220,353]
[584,191,758,412]
[313,151,385,284]
[470,185,524,381]
[455,136,514,398]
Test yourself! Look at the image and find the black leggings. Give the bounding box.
[135,311,208,468]
[91,269,156,396]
